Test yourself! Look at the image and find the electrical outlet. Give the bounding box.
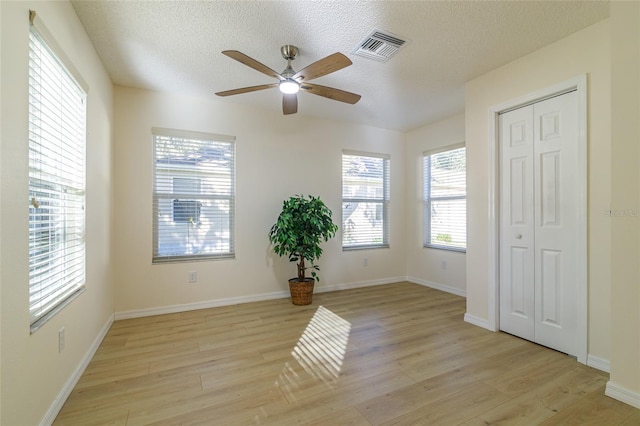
[58,327,65,352]
[363,258,368,267]
[441,260,447,270]
[188,271,197,283]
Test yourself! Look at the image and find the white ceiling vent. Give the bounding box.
[352,29,409,62]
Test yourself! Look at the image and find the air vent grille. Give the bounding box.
[352,29,409,62]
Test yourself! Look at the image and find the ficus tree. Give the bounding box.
[268,195,339,282]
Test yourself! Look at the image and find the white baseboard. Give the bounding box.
[464,313,496,331]
[39,313,115,426]
[606,381,640,409]
[587,354,610,373]
[115,290,289,320]
[114,277,406,320]
[408,279,494,332]
[317,276,406,293]
[407,276,466,297]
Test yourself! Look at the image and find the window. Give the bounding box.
[153,128,235,263]
[28,23,87,330]
[423,145,466,251]
[342,151,390,249]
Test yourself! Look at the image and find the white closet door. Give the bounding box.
[499,104,535,341]
[499,91,579,356]
[532,92,578,355]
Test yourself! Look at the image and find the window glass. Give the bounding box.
[153,130,235,262]
[423,146,466,251]
[342,152,390,249]
[28,26,87,330]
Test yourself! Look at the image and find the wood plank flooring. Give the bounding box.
[54,282,639,425]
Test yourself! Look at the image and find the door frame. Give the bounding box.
[487,74,588,364]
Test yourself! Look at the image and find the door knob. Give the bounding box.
[515,234,522,239]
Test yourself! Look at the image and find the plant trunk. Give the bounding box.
[297,256,305,281]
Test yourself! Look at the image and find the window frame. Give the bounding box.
[341,150,390,250]
[28,15,88,332]
[423,144,467,252]
[152,127,236,264]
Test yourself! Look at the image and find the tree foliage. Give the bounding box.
[268,195,339,282]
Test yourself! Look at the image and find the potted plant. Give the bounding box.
[269,194,339,305]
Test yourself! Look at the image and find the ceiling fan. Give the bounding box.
[215,45,361,115]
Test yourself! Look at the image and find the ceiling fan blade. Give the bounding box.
[215,83,278,97]
[222,50,284,81]
[300,83,361,104]
[292,52,352,81]
[283,93,298,115]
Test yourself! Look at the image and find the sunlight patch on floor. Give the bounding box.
[277,305,351,401]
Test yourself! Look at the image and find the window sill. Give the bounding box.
[424,244,466,253]
[152,253,235,264]
[343,244,390,251]
[30,287,86,334]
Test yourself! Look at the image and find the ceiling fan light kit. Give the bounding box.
[279,79,299,94]
[216,44,361,115]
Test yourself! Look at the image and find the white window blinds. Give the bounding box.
[28,24,87,330]
[342,151,390,249]
[423,146,466,251]
[152,128,235,263]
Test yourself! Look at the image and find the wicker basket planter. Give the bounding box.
[289,278,315,305]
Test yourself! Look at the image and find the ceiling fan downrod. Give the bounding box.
[280,45,298,78]
[279,45,300,94]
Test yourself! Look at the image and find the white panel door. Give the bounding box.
[499,105,535,341]
[532,92,578,355]
[499,91,579,356]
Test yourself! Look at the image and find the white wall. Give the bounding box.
[0,2,114,425]
[113,87,406,314]
[405,114,466,295]
[465,20,611,362]
[609,1,640,406]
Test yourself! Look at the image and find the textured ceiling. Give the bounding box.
[71,1,609,131]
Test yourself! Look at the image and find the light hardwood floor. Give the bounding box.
[55,282,640,425]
